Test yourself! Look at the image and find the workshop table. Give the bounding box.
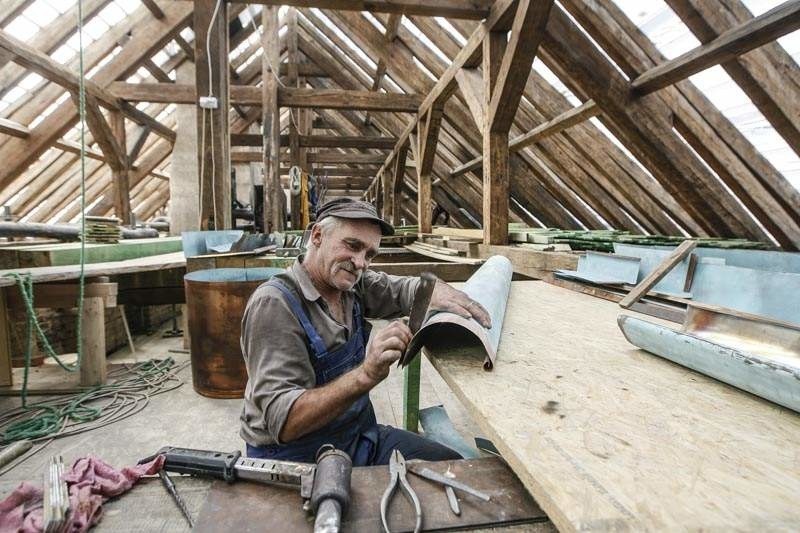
[411,280,800,531]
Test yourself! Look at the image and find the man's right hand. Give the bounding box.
[360,320,413,386]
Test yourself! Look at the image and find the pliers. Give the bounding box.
[380,450,422,533]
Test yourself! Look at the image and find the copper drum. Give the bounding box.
[184,268,283,398]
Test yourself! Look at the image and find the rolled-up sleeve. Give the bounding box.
[240,287,315,444]
[359,270,420,319]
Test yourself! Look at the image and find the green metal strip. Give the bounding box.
[402,355,421,432]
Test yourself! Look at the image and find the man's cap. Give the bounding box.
[315,198,394,236]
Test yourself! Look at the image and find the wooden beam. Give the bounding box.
[263,5,284,232]
[278,62,327,77]
[110,111,132,225]
[632,1,800,95]
[77,94,126,171]
[278,87,422,111]
[54,139,106,161]
[141,0,166,19]
[482,30,508,245]
[619,240,698,308]
[0,29,119,109]
[224,0,492,19]
[0,117,29,138]
[232,133,397,149]
[142,58,173,83]
[487,0,554,133]
[127,125,151,164]
[451,99,599,177]
[416,105,443,233]
[391,142,409,225]
[364,0,519,197]
[195,0,231,230]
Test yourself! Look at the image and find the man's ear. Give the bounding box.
[311,224,323,247]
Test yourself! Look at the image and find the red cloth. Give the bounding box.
[0,454,164,533]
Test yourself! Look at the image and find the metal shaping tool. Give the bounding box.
[43,455,70,533]
[445,485,460,515]
[380,450,422,533]
[158,470,194,529]
[406,465,491,502]
[398,272,437,367]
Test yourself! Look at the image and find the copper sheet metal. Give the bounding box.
[185,268,282,398]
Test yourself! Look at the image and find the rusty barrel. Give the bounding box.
[184,268,283,398]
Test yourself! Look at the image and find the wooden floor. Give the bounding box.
[0,319,549,531]
[429,280,800,532]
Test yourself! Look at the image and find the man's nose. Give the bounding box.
[352,251,368,270]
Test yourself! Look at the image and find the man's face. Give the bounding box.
[313,218,381,291]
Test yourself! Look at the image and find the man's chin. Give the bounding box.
[332,271,359,290]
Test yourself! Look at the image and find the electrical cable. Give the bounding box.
[0,358,189,475]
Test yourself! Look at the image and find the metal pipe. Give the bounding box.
[405,255,513,370]
[0,221,158,240]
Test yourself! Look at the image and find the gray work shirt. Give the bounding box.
[239,258,420,447]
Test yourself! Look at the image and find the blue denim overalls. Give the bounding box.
[246,278,379,465]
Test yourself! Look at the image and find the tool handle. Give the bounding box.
[145,446,242,482]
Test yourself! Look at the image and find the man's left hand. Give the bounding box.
[429,280,492,329]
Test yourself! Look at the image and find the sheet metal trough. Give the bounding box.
[619,303,800,413]
[405,255,513,370]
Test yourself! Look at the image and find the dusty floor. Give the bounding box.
[0,320,552,532]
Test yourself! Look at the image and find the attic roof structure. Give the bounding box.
[0,0,798,248]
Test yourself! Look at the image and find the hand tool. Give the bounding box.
[406,464,491,502]
[398,272,437,367]
[140,444,352,533]
[158,469,194,529]
[380,450,422,533]
[43,455,69,533]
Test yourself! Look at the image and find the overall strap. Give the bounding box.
[266,279,328,357]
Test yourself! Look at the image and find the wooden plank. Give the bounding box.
[224,0,492,19]
[231,133,397,149]
[632,0,800,95]
[5,282,118,311]
[428,280,800,532]
[619,239,698,309]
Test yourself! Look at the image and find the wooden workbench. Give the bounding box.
[425,281,800,531]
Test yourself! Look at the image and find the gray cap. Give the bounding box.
[315,198,394,236]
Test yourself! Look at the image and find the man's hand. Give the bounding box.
[360,320,412,386]
[429,280,492,329]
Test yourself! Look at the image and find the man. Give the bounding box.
[240,198,491,466]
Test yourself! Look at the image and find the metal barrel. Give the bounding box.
[184,268,283,398]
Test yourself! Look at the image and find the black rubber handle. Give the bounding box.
[147,446,242,483]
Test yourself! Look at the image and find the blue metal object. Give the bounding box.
[183,267,284,283]
[618,314,800,414]
[612,244,692,295]
[419,405,481,459]
[181,230,244,258]
[556,251,640,285]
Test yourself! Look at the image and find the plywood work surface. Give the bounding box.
[427,281,800,532]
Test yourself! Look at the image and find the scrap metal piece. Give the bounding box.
[445,486,460,516]
[619,303,800,414]
[404,255,513,370]
[0,440,32,470]
[555,251,641,286]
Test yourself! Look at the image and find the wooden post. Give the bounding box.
[483,31,508,245]
[195,0,231,230]
[0,290,11,386]
[110,110,132,226]
[392,143,409,226]
[79,295,106,387]
[262,6,283,232]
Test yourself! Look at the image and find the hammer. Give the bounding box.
[397,272,437,367]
